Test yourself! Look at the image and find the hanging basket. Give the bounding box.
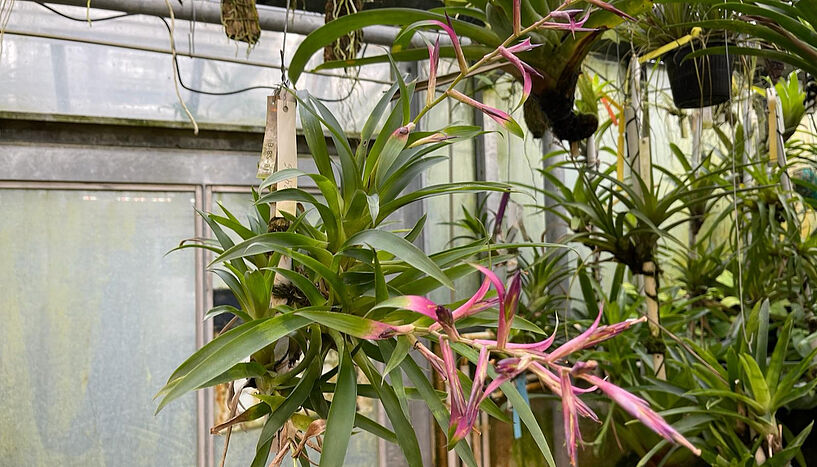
[664,42,731,109]
[221,0,261,45]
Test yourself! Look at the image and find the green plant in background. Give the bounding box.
[682,0,817,78]
[288,0,651,142]
[625,1,722,51]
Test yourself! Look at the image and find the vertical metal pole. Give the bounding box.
[541,130,570,306]
[540,130,571,467]
[194,185,213,467]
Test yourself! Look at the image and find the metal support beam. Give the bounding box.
[32,0,427,47]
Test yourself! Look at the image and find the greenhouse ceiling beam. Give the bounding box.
[35,0,424,47]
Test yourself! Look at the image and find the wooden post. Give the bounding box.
[643,261,666,380]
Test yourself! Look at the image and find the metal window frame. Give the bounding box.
[0,180,211,466]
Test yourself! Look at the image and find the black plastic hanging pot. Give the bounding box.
[664,42,731,109]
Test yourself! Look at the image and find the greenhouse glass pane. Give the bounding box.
[0,188,198,466]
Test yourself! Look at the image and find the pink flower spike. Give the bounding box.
[512,0,521,35]
[452,277,492,319]
[439,337,465,413]
[481,355,532,397]
[582,316,647,349]
[465,346,490,418]
[497,47,537,110]
[505,38,542,54]
[427,37,440,107]
[537,11,593,38]
[547,305,604,362]
[578,373,702,456]
[560,368,582,466]
[361,321,415,340]
[391,122,415,140]
[468,263,506,298]
[415,340,446,379]
[385,295,439,319]
[446,90,524,138]
[530,362,599,422]
[497,271,522,349]
[585,0,636,21]
[407,132,456,149]
[430,15,468,75]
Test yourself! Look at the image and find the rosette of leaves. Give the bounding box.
[152,74,573,467]
[680,0,817,78]
[536,154,725,275]
[287,0,651,142]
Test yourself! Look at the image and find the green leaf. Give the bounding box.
[344,229,453,289]
[767,316,793,393]
[357,82,401,165]
[288,9,501,84]
[755,299,770,373]
[297,310,390,339]
[353,412,397,443]
[373,253,389,303]
[378,182,508,223]
[739,354,771,412]
[251,356,322,467]
[212,402,272,433]
[383,336,412,375]
[320,342,357,467]
[353,348,423,467]
[204,304,252,323]
[198,362,266,389]
[156,314,312,412]
[211,232,327,266]
[298,99,336,182]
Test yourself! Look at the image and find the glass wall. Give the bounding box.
[0,187,199,466]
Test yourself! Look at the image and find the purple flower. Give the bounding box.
[584,0,636,21]
[530,362,600,421]
[538,10,593,38]
[498,47,542,110]
[426,37,440,107]
[505,38,541,54]
[444,344,524,446]
[376,264,505,335]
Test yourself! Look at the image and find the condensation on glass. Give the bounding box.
[0,188,198,466]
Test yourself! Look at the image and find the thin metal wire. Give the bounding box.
[280,0,289,85]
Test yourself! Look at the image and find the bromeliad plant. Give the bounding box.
[155,18,701,467]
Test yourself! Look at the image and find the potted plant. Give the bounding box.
[627,2,732,109]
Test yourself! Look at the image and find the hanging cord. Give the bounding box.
[280,0,290,86]
[723,35,748,342]
[34,1,360,102]
[163,0,199,134]
[35,2,128,21]
[0,0,15,59]
[188,0,196,54]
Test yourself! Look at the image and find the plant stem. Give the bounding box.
[411,0,577,125]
